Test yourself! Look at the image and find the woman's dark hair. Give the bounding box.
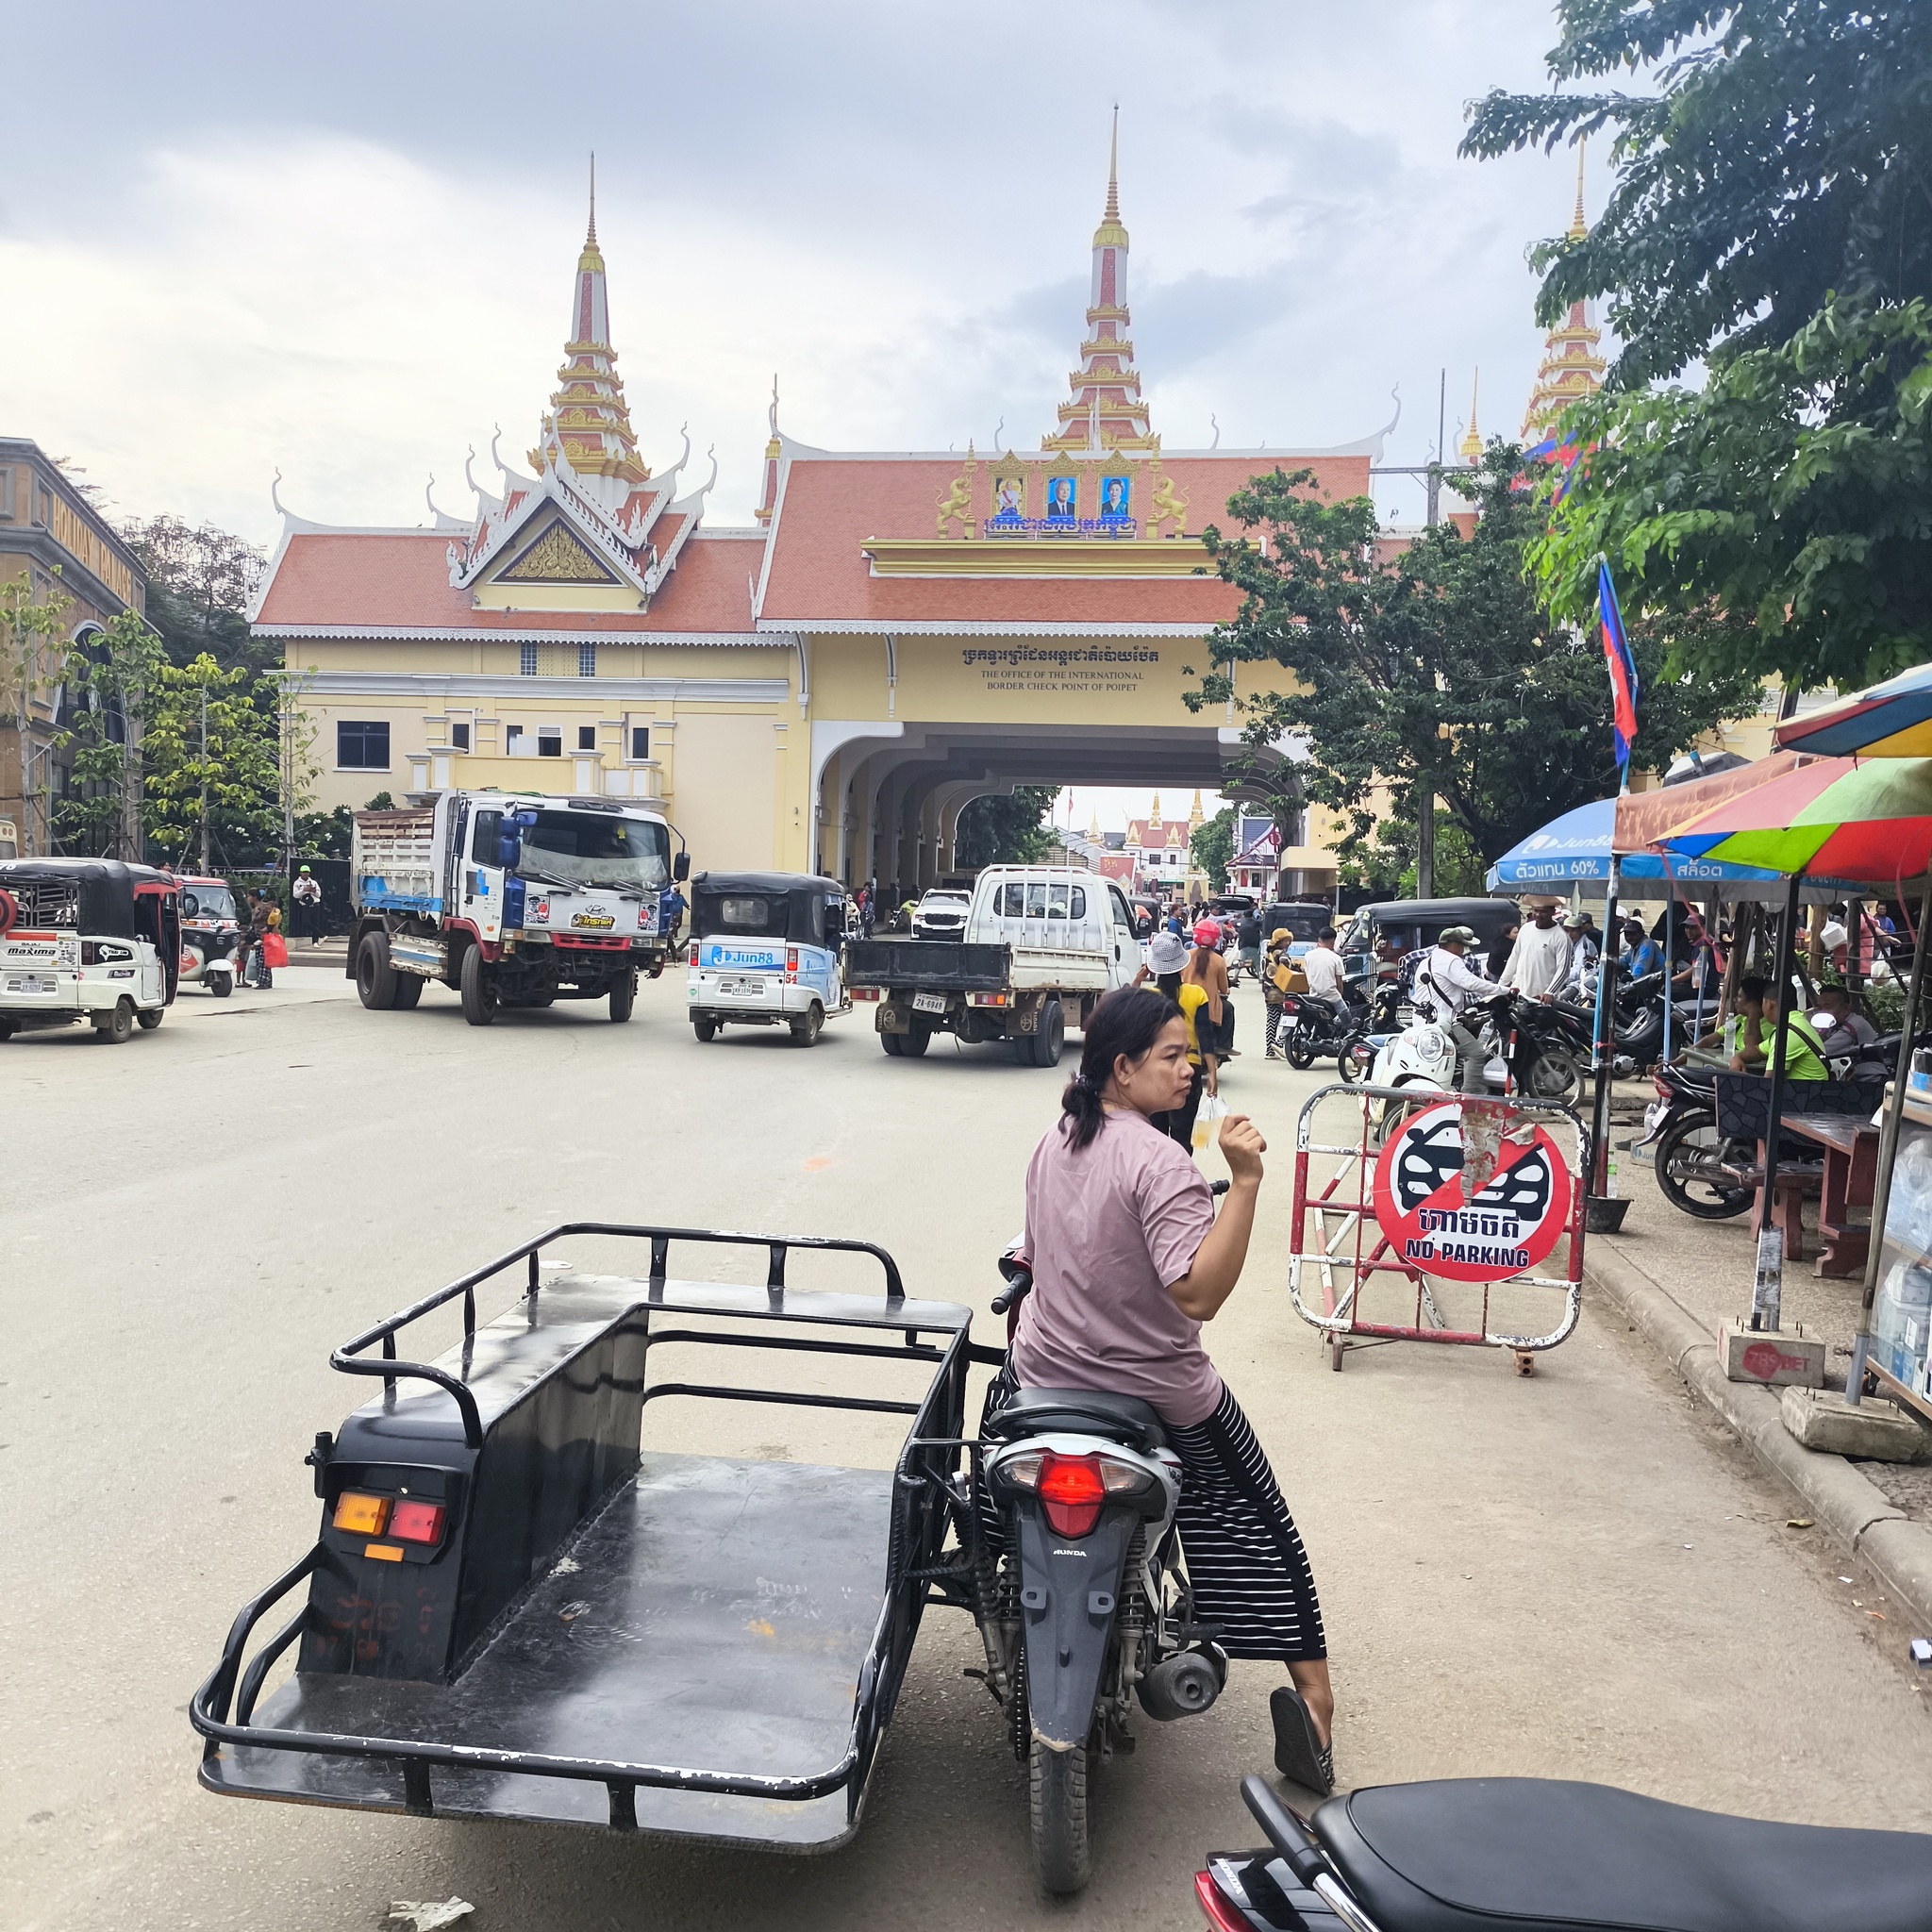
[1060,986,1182,1150]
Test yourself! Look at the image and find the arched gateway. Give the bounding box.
[254,138,1393,890]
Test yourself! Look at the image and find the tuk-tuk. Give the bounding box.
[176,874,242,996]
[1336,894,1519,984]
[687,871,850,1047]
[0,858,181,1042]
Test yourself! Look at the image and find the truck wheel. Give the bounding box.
[0,1017,16,1041]
[356,933,398,1010]
[881,1026,904,1057]
[391,974,424,1010]
[693,1017,718,1042]
[1031,997,1065,1067]
[900,1020,932,1058]
[790,1002,824,1047]
[609,973,637,1023]
[136,1008,164,1031]
[1029,1737,1093,1894]
[459,943,497,1026]
[95,999,135,1044]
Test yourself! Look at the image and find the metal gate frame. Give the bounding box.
[1286,1083,1590,1373]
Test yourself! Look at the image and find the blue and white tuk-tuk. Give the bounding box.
[687,871,850,1047]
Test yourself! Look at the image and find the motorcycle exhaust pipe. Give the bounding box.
[1137,1645,1226,1721]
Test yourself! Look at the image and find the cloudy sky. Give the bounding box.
[2,0,1604,558]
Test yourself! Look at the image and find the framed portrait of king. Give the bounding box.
[1043,475,1077,522]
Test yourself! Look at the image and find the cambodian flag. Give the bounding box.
[1598,558,1640,771]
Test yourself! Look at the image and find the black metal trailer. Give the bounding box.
[191,1224,984,1851]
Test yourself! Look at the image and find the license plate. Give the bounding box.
[720,976,765,996]
[912,991,948,1014]
[6,976,52,993]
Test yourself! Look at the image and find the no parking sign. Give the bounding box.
[1371,1100,1573,1283]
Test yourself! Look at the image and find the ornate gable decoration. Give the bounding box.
[498,518,621,585]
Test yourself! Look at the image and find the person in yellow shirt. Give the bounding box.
[1159,975,1213,1152]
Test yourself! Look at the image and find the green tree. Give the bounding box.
[1462,2,1932,387]
[954,785,1059,869]
[53,609,165,858]
[1195,459,1762,872]
[1,574,73,848]
[140,654,285,869]
[1527,297,1932,689]
[1191,805,1235,891]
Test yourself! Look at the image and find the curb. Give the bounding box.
[1583,1239,1932,1628]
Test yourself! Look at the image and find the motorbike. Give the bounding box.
[1194,1769,1932,1932]
[1279,990,1371,1073]
[979,1198,1232,1894]
[1364,991,1583,1108]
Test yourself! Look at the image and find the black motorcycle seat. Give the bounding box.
[1313,1778,1932,1932]
[984,1386,1167,1454]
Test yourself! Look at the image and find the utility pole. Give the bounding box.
[1368,366,1478,902]
[199,684,210,874]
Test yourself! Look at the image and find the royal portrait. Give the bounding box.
[1099,475,1130,519]
[1044,475,1076,520]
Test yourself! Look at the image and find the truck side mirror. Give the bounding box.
[674,851,691,882]
[496,828,519,869]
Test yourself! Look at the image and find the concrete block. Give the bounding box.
[1781,1388,1932,1463]
[1719,1321,1826,1389]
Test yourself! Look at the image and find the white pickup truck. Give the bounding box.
[842,865,1138,1064]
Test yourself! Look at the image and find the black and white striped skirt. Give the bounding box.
[979,1368,1325,1663]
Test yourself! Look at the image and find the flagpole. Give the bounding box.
[1590,556,1641,1207]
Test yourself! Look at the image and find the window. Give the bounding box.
[520,642,538,675]
[450,721,471,751]
[471,809,502,863]
[337,720,390,769]
[996,882,1085,919]
[538,726,562,758]
[506,724,531,756]
[578,644,597,677]
[627,724,650,762]
[576,725,596,751]
[0,468,12,519]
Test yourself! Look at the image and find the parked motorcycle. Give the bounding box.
[1194,1770,1932,1932]
[1364,992,1581,1108]
[979,1203,1232,1894]
[1279,991,1370,1072]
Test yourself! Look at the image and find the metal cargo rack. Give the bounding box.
[191,1223,991,1851]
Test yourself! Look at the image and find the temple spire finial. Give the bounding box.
[1105,104,1120,225]
[1520,147,1607,439]
[1457,370,1482,460]
[588,151,597,245]
[1569,137,1588,241]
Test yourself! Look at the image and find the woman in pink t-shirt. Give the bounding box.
[996,985,1334,1793]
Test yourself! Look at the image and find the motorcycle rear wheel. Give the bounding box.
[1286,1029,1316,1071]
[1030,1736,1093,1895]
[1524,1046,1583,1106]
[1337,1041,1370,1084]
[1654,1114,1755,1219]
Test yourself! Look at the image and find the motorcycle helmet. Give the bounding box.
[1191,919,1221,947]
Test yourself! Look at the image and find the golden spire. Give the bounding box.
[1457,370,1482,460]
[1520,149,1607,440]
[1092,105,1128,249]
[1188,788,1205,833]
[1569,138,1588,241]
[588,152,597,245]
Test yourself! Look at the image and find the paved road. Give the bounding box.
[5,969,1928,1932]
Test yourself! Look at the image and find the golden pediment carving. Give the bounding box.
[498,519,619,584]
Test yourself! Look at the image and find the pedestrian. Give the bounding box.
[1188,917,1233,1061]
[1263,926,1296,1059]
[1486,919,1519,981]
[658,883,688,944]
[1236,907,1262,982]
[291,864,323,945]
[1497,899,1571,1001]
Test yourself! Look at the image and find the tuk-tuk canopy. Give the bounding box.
[0,858,178,938]
[691,871,845,945]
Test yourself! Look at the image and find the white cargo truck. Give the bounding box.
[842,865,1139,1064]
[348,791,686,1026]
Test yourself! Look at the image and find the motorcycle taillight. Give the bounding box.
[1037,1452,1107,1538]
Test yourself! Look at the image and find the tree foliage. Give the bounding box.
[1196,462,1763,872]
[140,653,286,867]
[1462,1,1932,387]
[953,785,1059,871]
[0,568,72,729]
[121,515,272,674]
[1529,297,1932,689]
[54,609,164,858]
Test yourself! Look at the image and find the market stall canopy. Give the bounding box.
[1646,756,1932,886]
[1487,791,1851,899]
[1773,664,1932,759]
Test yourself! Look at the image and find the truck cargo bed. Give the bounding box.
[842,938,1010,990]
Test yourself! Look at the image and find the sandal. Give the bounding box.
[1270,1685,1333,1795]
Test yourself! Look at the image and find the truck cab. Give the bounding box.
[349,791,686,1027]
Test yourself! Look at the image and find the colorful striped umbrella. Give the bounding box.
[1648,756,1932,885]
[1774,664,1932,759]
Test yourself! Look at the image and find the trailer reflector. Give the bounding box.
[362,1542,405,1562]
[390,1499,445,1544]
[332,1491,391,1536]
